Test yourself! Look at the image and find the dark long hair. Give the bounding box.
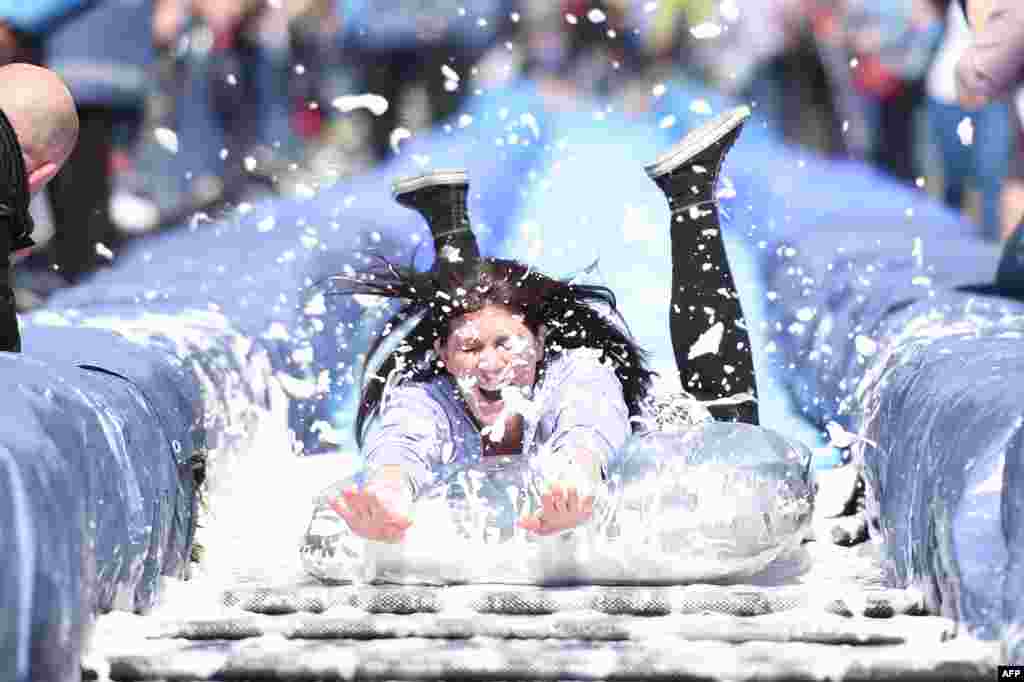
[325,254,656,448]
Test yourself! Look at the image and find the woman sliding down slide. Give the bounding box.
[303,108,813,581]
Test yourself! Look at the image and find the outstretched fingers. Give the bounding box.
[330,486,412,543]
[518,484,596,535]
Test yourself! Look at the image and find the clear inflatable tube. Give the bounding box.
[302,421,815,586]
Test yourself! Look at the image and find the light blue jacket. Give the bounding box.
[0,0,96,34]
[364,348,633,497]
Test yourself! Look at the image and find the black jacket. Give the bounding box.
[0,108,34,353]
[0,217,19,353]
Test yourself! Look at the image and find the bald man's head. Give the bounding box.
[0,63,79,195]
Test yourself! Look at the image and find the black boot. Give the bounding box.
[645,106,759,424]
[392,169,480,282]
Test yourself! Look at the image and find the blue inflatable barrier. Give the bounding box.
[736,117,1021,656]
[1,306,278,681]
[854,293,1024,660]
[0,341,193,681]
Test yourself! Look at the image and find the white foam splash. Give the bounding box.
[95,243,114,261]
[854,334,877,356]
[688,322,724,359]
[389,127,412,154]
[690,22,723,39]
[720,0,740,22]
[332,93,389,116]
[481,385,542,444]
[441,64,460,82]
[825,421,877,450]
[440,245,463,263]
[690,99,713,115]
[153,127,179,154]
[796,307,816,322]
[912,236,924,268]
[519,112,541,139]
[957,116,974,146]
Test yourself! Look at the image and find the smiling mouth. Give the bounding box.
[478,386,503,402]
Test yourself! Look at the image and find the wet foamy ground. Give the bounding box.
[81,390,1005,679]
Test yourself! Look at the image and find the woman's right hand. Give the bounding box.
[329,479,413,543]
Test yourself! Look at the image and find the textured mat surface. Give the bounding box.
[83,539,1002,681]
[87,623,999,682]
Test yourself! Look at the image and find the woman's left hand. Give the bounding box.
[517,482,595,536]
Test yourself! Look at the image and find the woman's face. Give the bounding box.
[435,304,544,427]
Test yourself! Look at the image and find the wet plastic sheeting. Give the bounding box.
[852,294,1024,659]
[0,350,191,682]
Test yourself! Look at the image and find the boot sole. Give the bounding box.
[644,106,751,180]
[392,169,468,199]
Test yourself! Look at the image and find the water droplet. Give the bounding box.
[154,128,179,154]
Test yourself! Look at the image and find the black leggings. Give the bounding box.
[668,202,758,424]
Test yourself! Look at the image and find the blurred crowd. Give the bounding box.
[1,0,1022,309]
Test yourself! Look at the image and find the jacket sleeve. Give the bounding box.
[361,385,449,498]
[544,350,631,475]
[0,0,97,35]
[956,0,1024,100]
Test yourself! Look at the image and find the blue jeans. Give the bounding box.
[926,97,1011,240]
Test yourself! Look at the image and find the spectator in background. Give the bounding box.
[955,0,1024,109]
[110,0,302,234]
[717,0,845,155]
[336,0,513,162]
[925,0,1011,241]
[0,63,80,352]
[193,0,297,198]
[842,0,944,184]
[514,1,649,113]
[955,0,1024,293]
[0,0,96,63]
[1001,93,1024,241]
[29,0,157,289]
[643,0,715,71]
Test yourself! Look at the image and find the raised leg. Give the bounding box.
[392,169,479,283]
[645,107,759,424]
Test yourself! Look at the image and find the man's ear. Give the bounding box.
[27,161,59,196]
[536,325,547,355]
[433,338,445,365]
